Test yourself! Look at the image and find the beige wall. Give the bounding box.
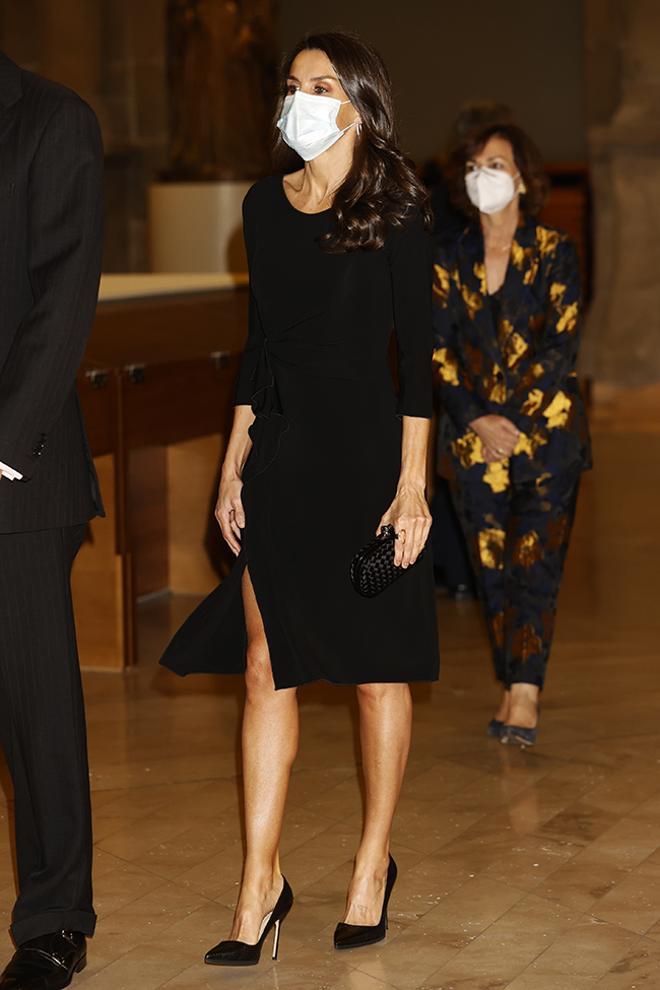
[280,0,586,163]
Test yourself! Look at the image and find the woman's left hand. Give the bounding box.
[483,444,504,463]
[378,485,431,568]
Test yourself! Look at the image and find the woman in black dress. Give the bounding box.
[162,31,439,963]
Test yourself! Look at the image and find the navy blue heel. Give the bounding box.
[501,724,538,747]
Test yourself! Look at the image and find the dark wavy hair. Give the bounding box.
[273,31,432,253]
[448,123,549,218]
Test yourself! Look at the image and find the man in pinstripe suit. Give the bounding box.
[0,51,104,990]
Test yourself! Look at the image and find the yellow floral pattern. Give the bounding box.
[478,527,505,569]
[556,301,578,334]
[513,531,542,567]
[433,220,587,689]
[483,460,510,493]
[432,347,459,386]
[473,261,487,294]
[459,281,484,320]
[521,388,543,416]
[536,226,561,257]
[432,217,590,489]
[502,329,528,369]
[543,390,572,429]
[432,263,451,304]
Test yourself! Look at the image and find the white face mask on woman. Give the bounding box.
[277,90,358,162]
[465,167,519,215]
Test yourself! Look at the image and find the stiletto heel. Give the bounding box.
[205,877,294,967]
[271,918,282,960]
[334,855,397,951]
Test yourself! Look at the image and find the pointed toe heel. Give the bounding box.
[205,877,293,967]
[334,856,397,951]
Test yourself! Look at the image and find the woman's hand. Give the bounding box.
[378,484,431,568]
[483,446,503,463]
[215,471,245,556]
[469,414,519,460]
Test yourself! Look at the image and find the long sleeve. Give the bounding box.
[234,289,263,406]
[0,96,103,480]
[388,210,434,418]
[506,237,581,426]
[234,187,263,406]
[432,258,488,430]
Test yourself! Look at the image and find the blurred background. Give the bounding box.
[0,0,656,672]
[2,0,604,270]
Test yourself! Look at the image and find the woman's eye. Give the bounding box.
[313,85,329,94]
[286,84,297,95]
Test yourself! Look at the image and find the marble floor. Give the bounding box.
[1,428,660,990]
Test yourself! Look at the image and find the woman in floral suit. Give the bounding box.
[432,124,591,746]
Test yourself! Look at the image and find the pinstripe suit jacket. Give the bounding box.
[0,52,104,533]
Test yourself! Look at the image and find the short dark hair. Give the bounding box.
[448,123,549,218]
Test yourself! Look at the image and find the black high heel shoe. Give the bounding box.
[205,877,294,967]
[334,856,397,950]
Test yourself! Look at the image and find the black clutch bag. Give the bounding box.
[350,525,412,598]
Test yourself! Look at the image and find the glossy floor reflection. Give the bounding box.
[1,429,659,990]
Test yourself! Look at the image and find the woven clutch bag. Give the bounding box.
[350,524,409,598]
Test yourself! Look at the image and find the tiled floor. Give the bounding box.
[1,428,659,990]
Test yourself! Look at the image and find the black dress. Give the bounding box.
[161,174,439,689]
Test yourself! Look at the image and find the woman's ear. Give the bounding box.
[518,177,527,195]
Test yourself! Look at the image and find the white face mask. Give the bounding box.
[277,90,358,162]
[465,167,519,215]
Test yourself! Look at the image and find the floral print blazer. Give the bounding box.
[432,217,591,491]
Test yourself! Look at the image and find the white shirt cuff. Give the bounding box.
[0,460,23,481]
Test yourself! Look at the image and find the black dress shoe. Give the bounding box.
[205,877,294,966]
[334,856,397,950]
[0,931,86,990]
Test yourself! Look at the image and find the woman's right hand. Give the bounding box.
[215,472,245,556]
[469,415,520,460]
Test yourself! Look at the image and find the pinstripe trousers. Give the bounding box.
[0,525,96,946]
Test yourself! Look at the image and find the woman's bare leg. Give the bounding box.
[229,568,299,943]
[508,682,540,728]
[494,687,510,722]
[343,683,412,925]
